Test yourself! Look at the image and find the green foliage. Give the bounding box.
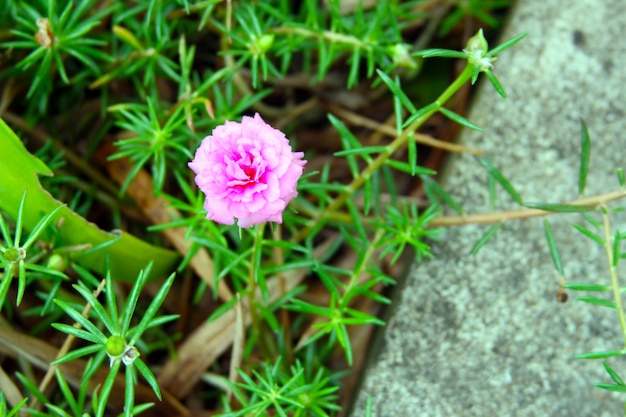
[527,126,626,410]
[3,0,115,113]
[51,265,176,416]
[222,360,340,417]
[439,0,511,36]
[0,118,180,282]
[108,97,192,194]
[0,0,525,415]
[0,192,66,307]
[0,393,28,417]
[378,202,442,263]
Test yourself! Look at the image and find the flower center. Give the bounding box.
[242,165,257,180]
[224,146,267,191]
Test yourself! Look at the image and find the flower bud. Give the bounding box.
[463,29,495,72]
[250,34,275,55]
[465,29,488,54]
[4,247,26,263]
[389,43,418,70]
[46,253,68,272]
[106,335,126,357]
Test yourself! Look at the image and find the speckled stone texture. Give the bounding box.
[351,1,626,416]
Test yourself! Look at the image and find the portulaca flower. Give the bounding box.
[189,113,306,228]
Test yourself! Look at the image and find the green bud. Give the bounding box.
[463,29,495,72]
[106,335,126,357]
[46,253,68,272]
[250,34,274,55]
[4,247,26,263]
[466,29,489,53]
[389,43,418,70]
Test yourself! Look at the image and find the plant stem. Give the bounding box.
[327,103,484,156]
[431,189,626,227]
[295,62,475,242]
[272,26,374,51]
[295,188,626,233]
[272,224,293,363]
[248,223,265,337]
[601,206,626,348]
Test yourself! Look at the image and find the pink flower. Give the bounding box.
[189,113,306,228]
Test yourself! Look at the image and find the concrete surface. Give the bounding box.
[351,0,626,416]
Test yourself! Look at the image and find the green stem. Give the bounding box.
[341,228,385,304]
[271,26,374,51]
[295,62,475,242]
[602,206,626,348]
[247,223,265,336]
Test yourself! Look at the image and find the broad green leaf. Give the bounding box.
[0,118,178,282]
